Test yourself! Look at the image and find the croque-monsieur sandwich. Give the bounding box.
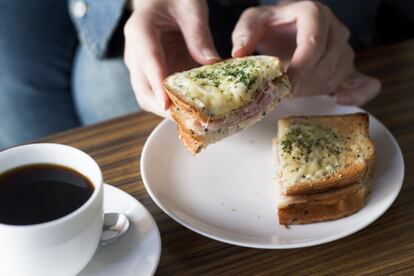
[164,56,291,154]
[274,113,375,224]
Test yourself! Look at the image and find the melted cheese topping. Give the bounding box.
[166,56,283,117]
[278,120,344,186]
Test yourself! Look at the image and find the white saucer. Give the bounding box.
[79,184,161,276]
[141,95,404,249]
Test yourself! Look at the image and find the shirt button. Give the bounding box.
[72,0,88,18]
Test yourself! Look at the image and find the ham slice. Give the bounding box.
[194,82,279,133]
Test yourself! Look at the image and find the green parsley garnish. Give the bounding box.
[191,58,260,89]
[281,123,343,162]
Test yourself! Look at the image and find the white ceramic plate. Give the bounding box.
[79,184,161,275]
[141,96,404,249]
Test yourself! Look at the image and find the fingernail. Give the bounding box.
[232,37,246,56]
[202,48,219,62]
[341,78,365,90]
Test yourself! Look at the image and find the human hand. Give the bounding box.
[124,0,220,117]
[231,1,380,105]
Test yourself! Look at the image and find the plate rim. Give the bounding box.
[141,107,405,249]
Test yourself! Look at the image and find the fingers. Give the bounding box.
[174,0,220,64]
[124,15,169,115]
[232,2,331,86]
[295,46,352,97]
[288,2,359,101]
[132,73,170,117]
[311,15,381,106]
[124,13,170,111]
[335,73,381,105]
[323,45,354,93]
[231,7,271,57]
[125,43,169,117]
[287,1,331,87]
[124,0,219,117]
[317,9,351,92]
[230,0,380,105]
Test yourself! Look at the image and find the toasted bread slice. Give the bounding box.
[277,151,375,225]
[275,113,375,196]
[277,182,367,225]
[164,56,291,154]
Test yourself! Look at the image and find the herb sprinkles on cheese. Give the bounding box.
[279,120,345,185]
[166,56,283,117]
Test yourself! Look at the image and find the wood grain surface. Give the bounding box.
[39,39,414,275]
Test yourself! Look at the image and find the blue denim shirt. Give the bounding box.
[69,0,127,58]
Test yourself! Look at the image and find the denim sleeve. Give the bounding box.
[68,0,127,58]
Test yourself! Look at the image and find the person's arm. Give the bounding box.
[231,1,381,105]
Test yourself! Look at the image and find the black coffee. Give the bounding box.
[0,164,94,225]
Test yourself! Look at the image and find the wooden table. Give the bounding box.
[41,39,414,275]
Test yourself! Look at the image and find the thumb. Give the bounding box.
[231,7,270,57]
[175,1,220,64]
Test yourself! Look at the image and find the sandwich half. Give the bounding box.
[164,56,291,154]
[274,113,375,224]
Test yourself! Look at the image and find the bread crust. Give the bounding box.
[170,107,206,154]
[278,182,366,225]
[163,57,286,123]
[168,73,291,154]
[276,113,375,224]
[176,125,205,155]
[165,84,209,123]
[279,113,375,195]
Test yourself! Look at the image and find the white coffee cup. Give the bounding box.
[0,143,104,276]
